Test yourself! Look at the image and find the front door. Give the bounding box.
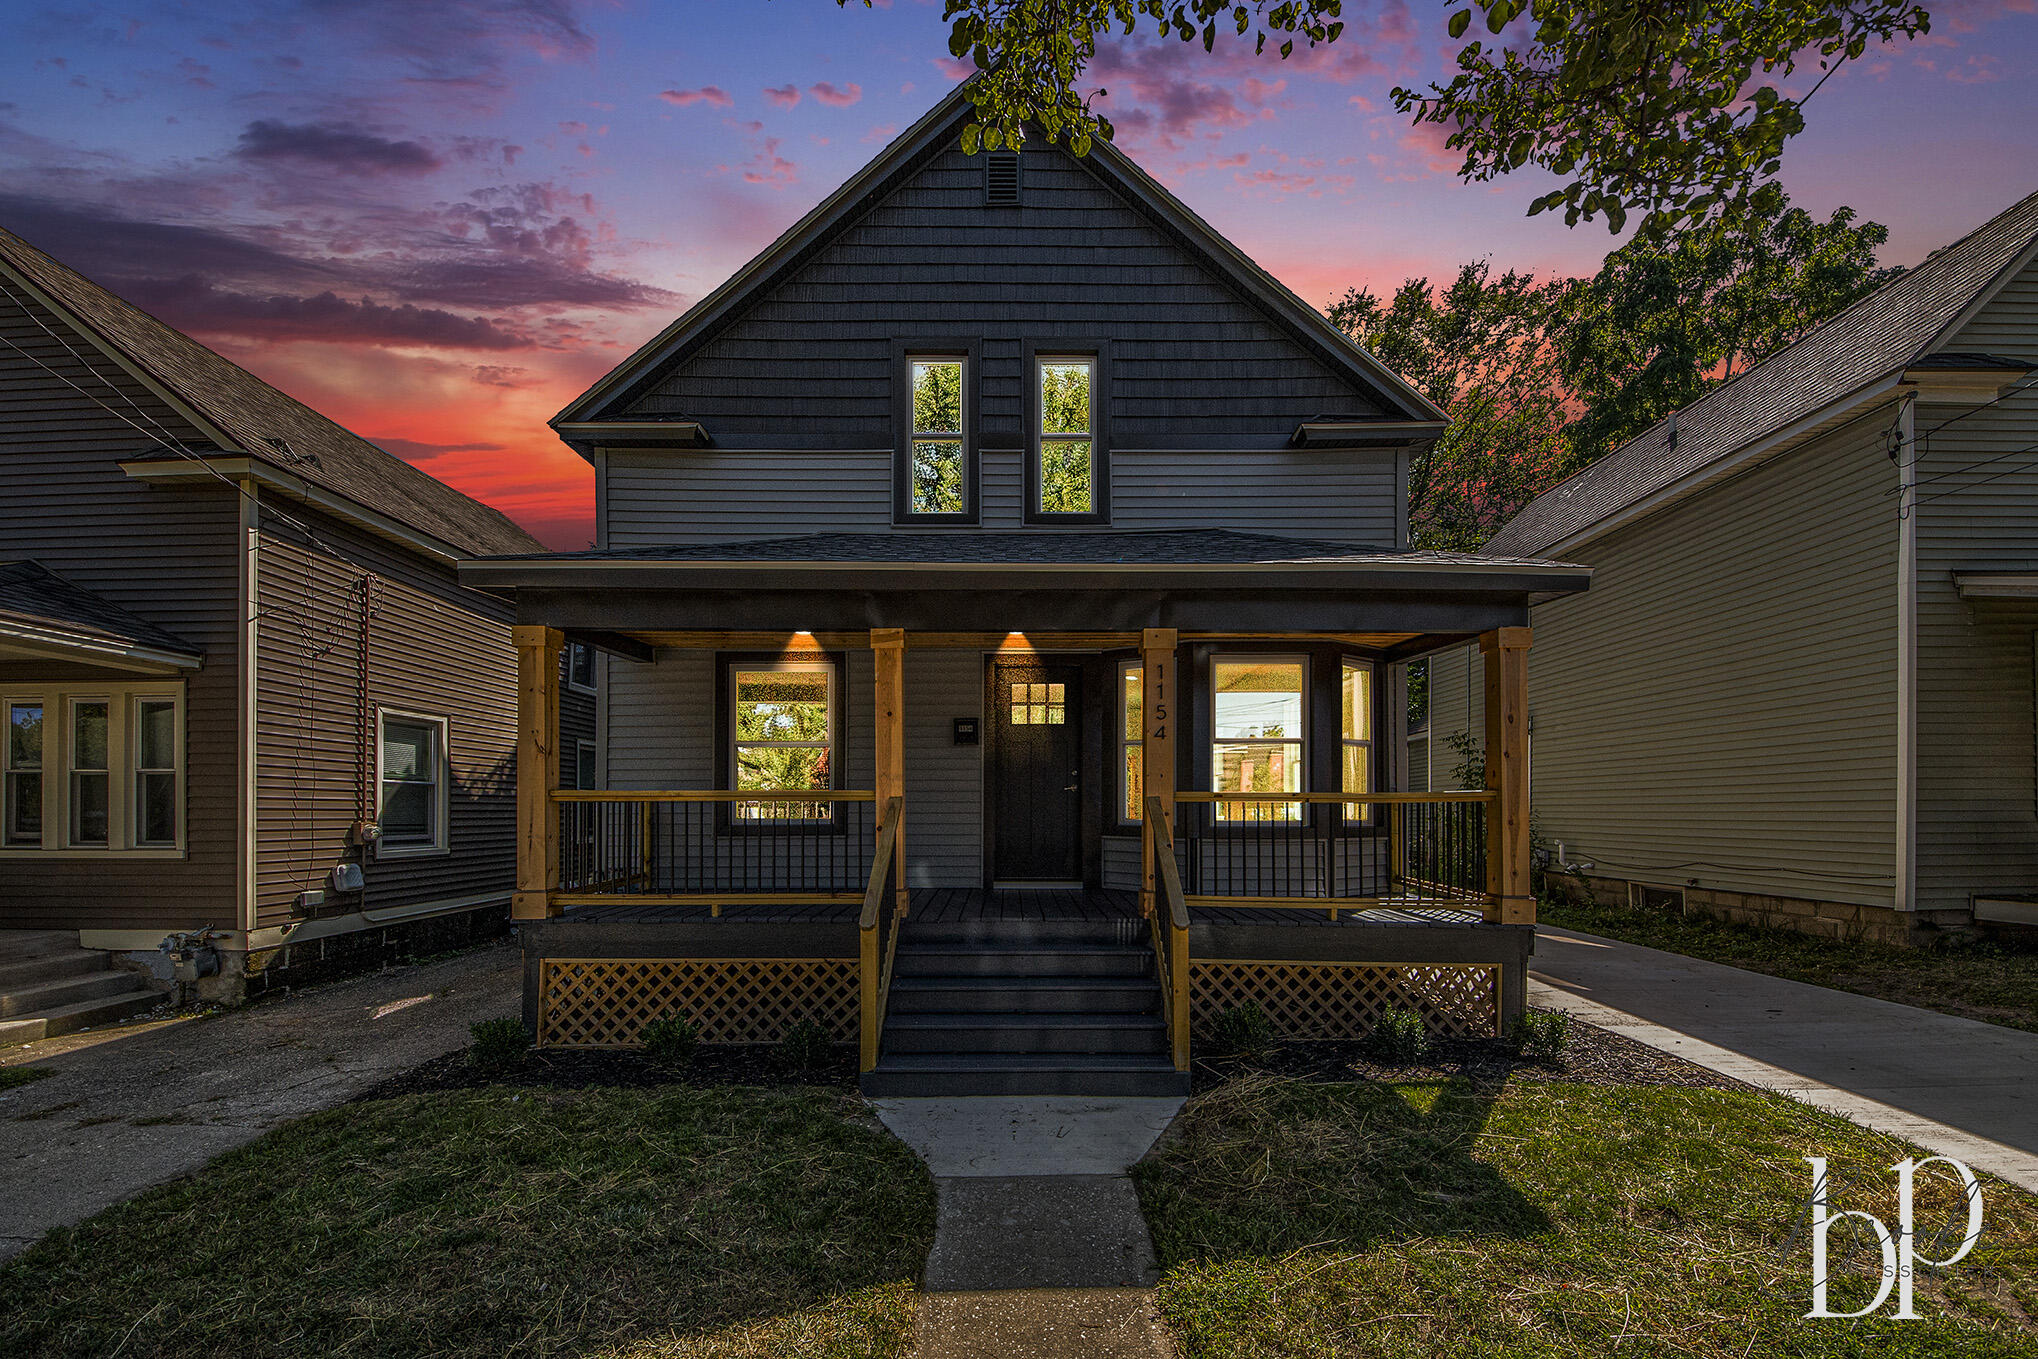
[989,660,1083,882]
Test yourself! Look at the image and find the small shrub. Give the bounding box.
[641,1011,700,1066]
[1361,1006,1430,1064]
[778,1019,833,1071]
[1211,1002,1274,1058]
[468,1017,529,1070]
[1512,1009,1572,1064]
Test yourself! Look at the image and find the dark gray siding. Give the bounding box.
[0,285,243,934]
[1915,258,2038,910]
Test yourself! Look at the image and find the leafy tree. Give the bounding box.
[1559,198,1900,460]
[1328,261,1579,551]
[839,1,1930,233]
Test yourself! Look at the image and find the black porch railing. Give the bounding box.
[1170,791,1491,907]
[554,791,876,901]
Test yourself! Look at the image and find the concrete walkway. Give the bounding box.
[872,1096,1184,1358]
[1530,926,2038,1192]
[0,939,520,1259]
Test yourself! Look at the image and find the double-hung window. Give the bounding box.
[378,712,448,855]
[729,661,837,822]
[0,684,183,854]
[1211,657,1305,823]
[1034,355,1100,519]
[1341,660,1375,823]
[900,355,973,520]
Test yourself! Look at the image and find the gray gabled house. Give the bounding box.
[0,226,593,1027]
[461,85,1592,1095]
[1427,189,2038,946]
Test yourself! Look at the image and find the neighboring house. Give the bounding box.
[461,85,1589,1095]
[0,226,593,1028]
[1425,190,2038,947]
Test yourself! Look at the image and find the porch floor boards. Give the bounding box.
[556,887,1485,927]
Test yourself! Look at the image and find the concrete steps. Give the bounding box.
[0,931,163,1043]
[862,919,1188,1097]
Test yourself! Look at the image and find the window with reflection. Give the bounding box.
[1341,660,1375,823]
[68,699,109,846]
[1119,661,1142,823]
[1036,356,1094,515]
[379,714,446,851]
[1212,657,1305,823]
[908,357,968,516]
[0,686,182,853]
[731,663,836,821]
[4,702,42,847]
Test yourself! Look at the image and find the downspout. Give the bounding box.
[1895,393,1918,913]
[237,479,261,935]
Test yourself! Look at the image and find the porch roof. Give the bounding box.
[0,560,203,673]
[461,529,1588,647]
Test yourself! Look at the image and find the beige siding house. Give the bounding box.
[1424,190,2038,945]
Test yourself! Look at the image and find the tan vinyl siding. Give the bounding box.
[1433,418,1901,907]
[0,284,242,933]
[252,506,520,928]
[1914,256,2038,909]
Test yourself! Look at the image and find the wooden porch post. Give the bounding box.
[1140,627,1178,917]
[513,625,563,921]
[1481,627,1533,925]
[871,628,908,914]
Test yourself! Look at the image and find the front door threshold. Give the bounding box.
[990,880,1086,891]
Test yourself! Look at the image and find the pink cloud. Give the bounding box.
[764,83,800,109]
[659,86,731,108]
[742,136,796,186]
[1947,54,2002,83]
[810,81,862,107]
[932,56,974,81]
[862,121,898,143]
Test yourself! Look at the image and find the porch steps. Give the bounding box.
[862,919,1189,1097]
[0,931,164,1044]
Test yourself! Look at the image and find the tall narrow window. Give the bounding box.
[1036,356,1095,516]
[1211,658,1304,823]
[379,714,447,852]
[4,702,42,847]
[731,663,836,822]
[566,642,597,693]
[1341,661,1374,822]
[133,697,179,847]
[908,357,967,516]
[69,699,109,846]
[1119,661,1143,823]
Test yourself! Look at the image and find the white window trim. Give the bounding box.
[1209,652,1309,825]
[566,641,598,696]
[1035,353,1096,516]
[906,354,970,518]
[1341,657,1377,827]
[728,658,839,824]
[375,708,451,859]
[1117,658,1142,827]
[0,681,186,858]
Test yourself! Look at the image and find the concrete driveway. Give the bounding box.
[1530,925,2038,1192]
[0,938,520,1260]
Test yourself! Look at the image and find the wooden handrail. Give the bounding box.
[1146,797,1192,1072]
[859,798,904,1073]
[1173,790,1494,804]
[552,789,876,803]
[859,799,903,931]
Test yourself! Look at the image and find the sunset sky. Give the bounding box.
[4,0,2036,547]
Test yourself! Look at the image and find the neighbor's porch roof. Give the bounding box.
[0,560,203,674]
[460,529,1590,658]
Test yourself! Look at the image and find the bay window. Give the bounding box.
[0,684,183,854]
[1212,657,1305,823]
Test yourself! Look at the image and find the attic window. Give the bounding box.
[985,152,1020,205]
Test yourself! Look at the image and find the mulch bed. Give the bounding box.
[353,1043,859,1101]
[1189,1013,1750,1094]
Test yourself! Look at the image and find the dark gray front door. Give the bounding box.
[989,660,1083,881]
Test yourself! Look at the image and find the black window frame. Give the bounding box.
[1024,339,1111,525]
[891,339,981,525]
[713,651,849,835]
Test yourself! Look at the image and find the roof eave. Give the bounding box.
[0,619,203,674]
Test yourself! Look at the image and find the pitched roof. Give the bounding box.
[0,559,203,668]
[0,226,543,558]
[553,82,1445,430]
[1484,190,2038,558]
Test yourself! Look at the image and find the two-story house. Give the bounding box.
[462,85,1590,1094]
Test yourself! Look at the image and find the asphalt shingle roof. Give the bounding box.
[1485,190,2038,558]
[0,226,542,558]
[0,559,202,660]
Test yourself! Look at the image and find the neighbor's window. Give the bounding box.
[1119,661,1142,823]
[731,662,836,821]
[574,739,599,790]
[908,356,968,516]
[1341,660,1374,823]
[3,702,42,848]
[1036,356,1095,516]
[133,697,179,847]
[379,713,447,852]
[1212,657,1305,823]
[68,699,110,847]
[567,642,597,693]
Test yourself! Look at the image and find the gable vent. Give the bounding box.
[984,151,1021,205]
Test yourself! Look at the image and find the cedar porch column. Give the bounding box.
[1481,626,1533,925]
[513,625,563,921]
[871,628,908,914]
[1139,627,1178,917]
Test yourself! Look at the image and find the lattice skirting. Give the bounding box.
[1190,961,1500,1040]
[537,957,858,1048]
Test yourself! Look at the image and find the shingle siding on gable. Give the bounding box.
[604,139,1400,545]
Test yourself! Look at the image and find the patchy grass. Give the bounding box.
[1542,893,2038,1034]
[1137,1074,2038,1357]
[0,1065,51,1092]
[0,1086,935,1359]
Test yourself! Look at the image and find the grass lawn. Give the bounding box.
[0,1085,935,1359]
[1136,1075,2038,1357]
[1541,893,2038,1034]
